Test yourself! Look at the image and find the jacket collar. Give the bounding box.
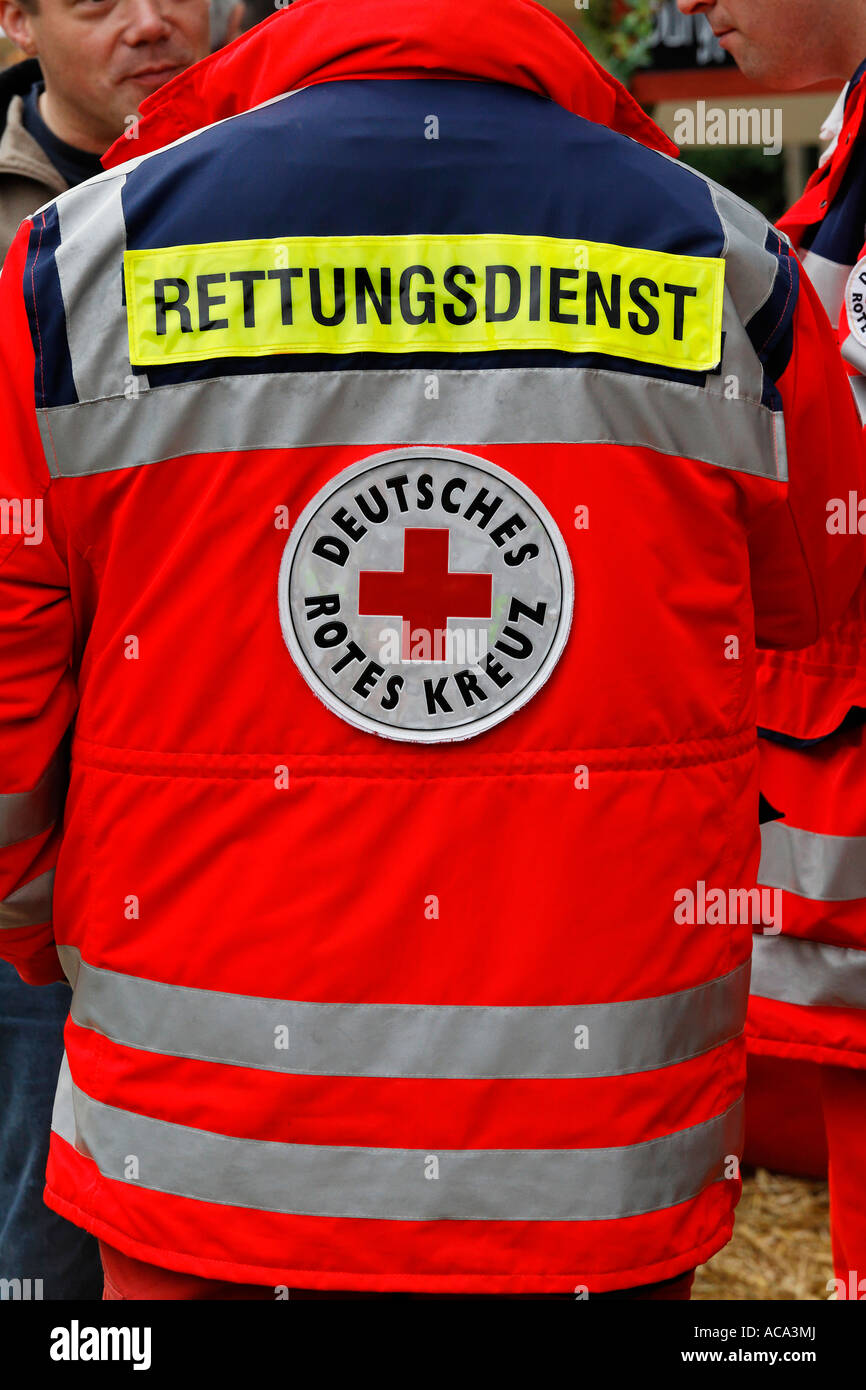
[102,0,676,169]
[0,91,67,195]
[0,57,42,134]
[778,60,866,246]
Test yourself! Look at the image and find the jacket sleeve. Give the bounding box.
[742,253,866,650]
[0,218,77,985]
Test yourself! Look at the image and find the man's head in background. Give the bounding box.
[677,0,866,89]
[0,0,211,152]
[220,0,290,48]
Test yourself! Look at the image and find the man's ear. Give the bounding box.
[0,2,39,58]
[223,0,245,46]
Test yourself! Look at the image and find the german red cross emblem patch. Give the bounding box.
[278,447,573,742]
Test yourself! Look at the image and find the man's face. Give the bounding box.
[677,0,852,88]
[2,0,211,149]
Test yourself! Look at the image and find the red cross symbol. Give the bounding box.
[358,528,492,660]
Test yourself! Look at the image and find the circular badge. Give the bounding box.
[278,447,573,743]
[845,258,866,347]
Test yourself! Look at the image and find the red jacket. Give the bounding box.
[750,63,866,1071]
[0,0,863,1292]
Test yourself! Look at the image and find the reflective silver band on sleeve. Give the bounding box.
[36,365,787,482]
[849,374,866,426]
[758,821,866,902]
[55,173,148,403]
[50,1051,744,1222]
[706,182,780,326]
[0,869,55,930]
[0,752,66,849]
[800,250,851,323]
[841,331,866,377]
[57,945,749,1080]
[751,934,866,1009]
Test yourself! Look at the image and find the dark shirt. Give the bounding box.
[20,81,105,189]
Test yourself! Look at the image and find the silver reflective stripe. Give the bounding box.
[751,935,866,1009]
[758,821,866,902]
[771,410,787,480]
[56,946,749,1080]
[689,181,770,412]
[800,249,852,323]
[841,332,866,377]
[849,374,866,426]
[706,181,779,326]
[0,751,65,849]
[50,1048,75,1141]
[55,174,148,402]
[704,186,782,427]
[656,168,793,480]
[50,1053,744,1221]
[36,365,786,482]
[0,868,55,930]
[715,294,766,414]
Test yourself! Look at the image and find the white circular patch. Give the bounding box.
[845,258,866,346]
[278,447,573,743]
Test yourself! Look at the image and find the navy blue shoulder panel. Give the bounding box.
[123,79,724,254]
[22,202,77,409]
[28,78,792,406]
[116,77,728,390]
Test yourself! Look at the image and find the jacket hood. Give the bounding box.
[102,0,676,169]
[0,57,41,136]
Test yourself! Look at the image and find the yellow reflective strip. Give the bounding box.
[123,234,725,371]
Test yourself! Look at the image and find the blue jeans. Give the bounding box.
[0,959,102,1299]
